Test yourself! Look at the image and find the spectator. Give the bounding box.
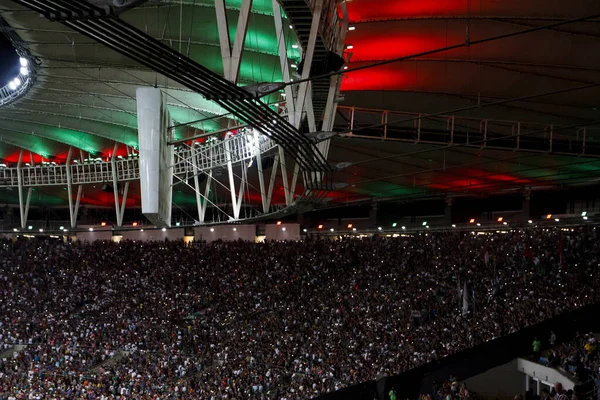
[551,331,557,346]
[554,383,568,400]
[0,225,598,399]
[533,337,542,360]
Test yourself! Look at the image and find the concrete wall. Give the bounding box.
[465,359,526,400]
[76,230,113,242]
[194,224,256,242]
[516,358,575,390]
[265,223,301,241]
[121,228,185,241]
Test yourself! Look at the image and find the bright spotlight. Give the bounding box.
[13,77,21,87]
[20,66,29,76]
[19,57,28,67]
[162,228,167,232]
[8,81,17,91]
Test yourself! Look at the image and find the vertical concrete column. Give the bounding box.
[445,198,453,224]
[369,202,378,228]
[522,190,531,221]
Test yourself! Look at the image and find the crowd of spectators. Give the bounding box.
[546,332,600,385]
[0,226,599,399]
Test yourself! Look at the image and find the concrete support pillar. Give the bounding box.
[526,375,530,392]
[369,203,378,227]
[445,198,453,224]
[536,379,541,396]
[522,190,531,221]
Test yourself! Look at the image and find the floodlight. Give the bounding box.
[20,66,29,76]
[19,57,28,67]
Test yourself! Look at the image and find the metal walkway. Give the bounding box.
[336,106,600,157]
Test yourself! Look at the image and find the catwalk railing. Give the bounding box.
[337,106,600,157]
[0,133,278,188]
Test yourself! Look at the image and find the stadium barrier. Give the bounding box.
[314,302,600,400]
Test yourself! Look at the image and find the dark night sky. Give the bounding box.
[0,33,20,86]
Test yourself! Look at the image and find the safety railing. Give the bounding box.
[0,132,278,188]
[174,131,277,174]
[337,106,600,157]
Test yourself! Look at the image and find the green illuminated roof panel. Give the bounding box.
[0,129,68,159]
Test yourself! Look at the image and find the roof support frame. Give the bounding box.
[215,0,253,83]
[65,147,83,229]
[16,150,32,230]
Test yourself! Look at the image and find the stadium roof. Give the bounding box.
[0,0,599,215]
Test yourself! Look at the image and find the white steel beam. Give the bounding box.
[234,162,247,218]
[278,146,292,206]
[272,0,295,124]
[215,0,253,83]
[73,186,83,229]
[16,150,31,230]
[266,152,280,209]
[118,181,130,227]
[65,147,77,228]
[224,139,240,219]
[254,132,268,213]
[191,144,204,222]
[305,82,317,132]
[215,0,232,80]
[230,0,253,83]
[293,0,322,128]
[111,143,126,227]
[199,169,212,223]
